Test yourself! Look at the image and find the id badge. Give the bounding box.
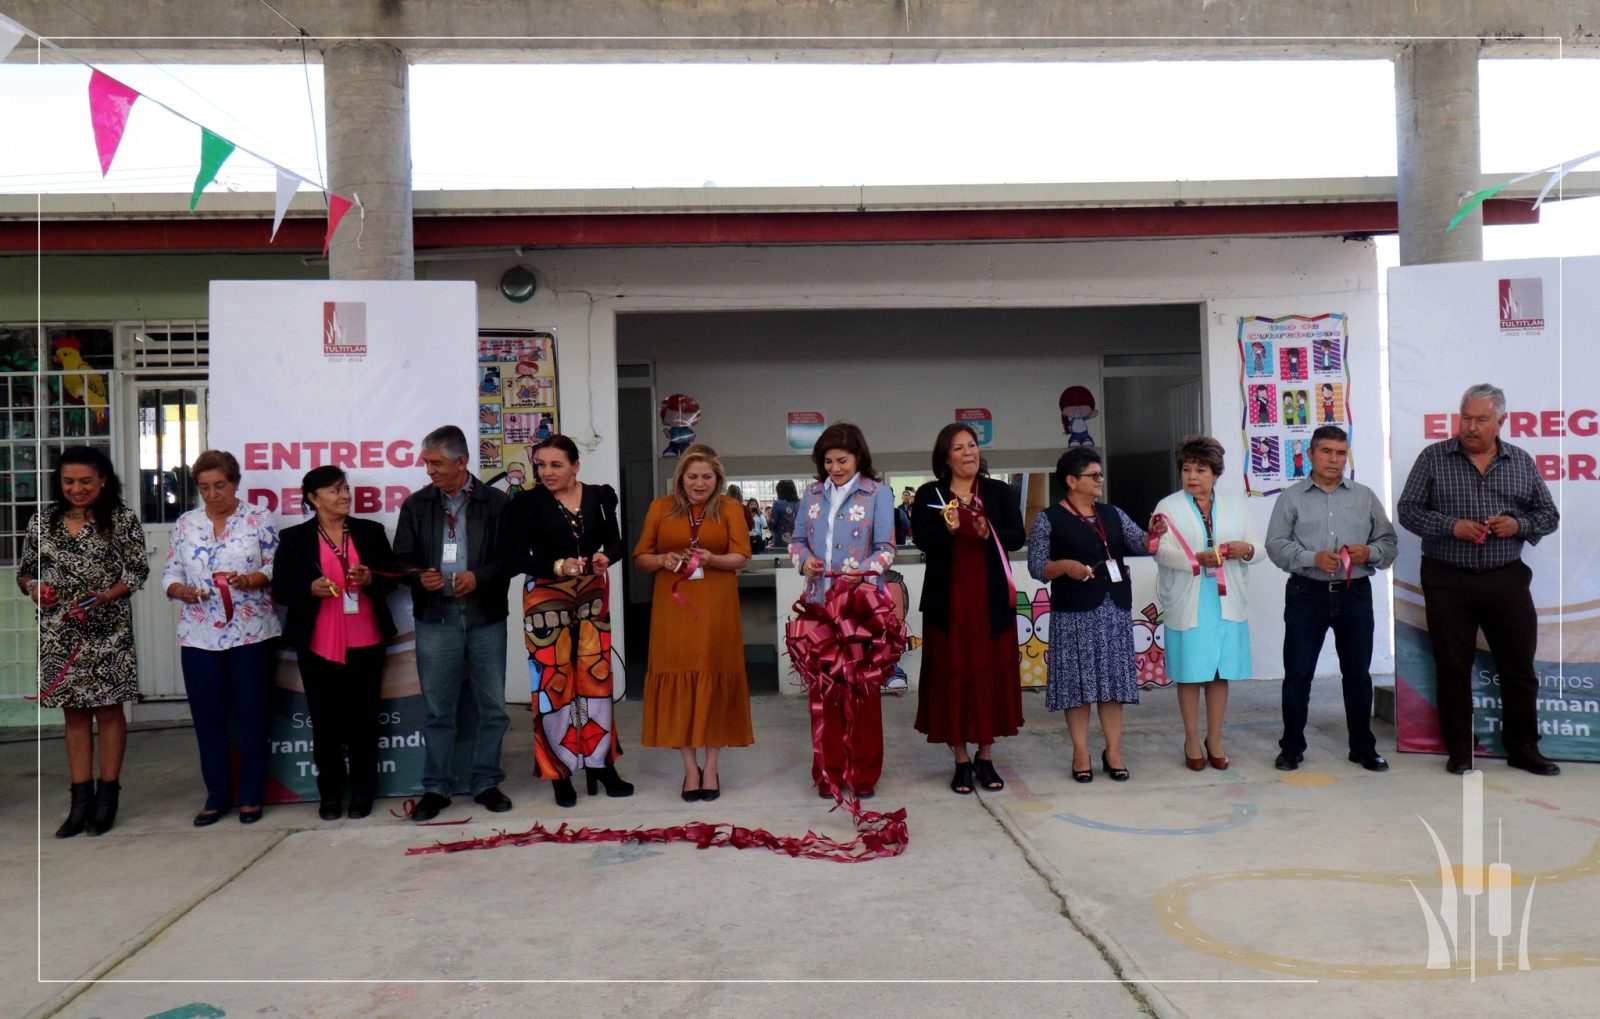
[342,588,360,615]
[1105,559,1123,584]
[687,565,705,581]
[441,543,459,565]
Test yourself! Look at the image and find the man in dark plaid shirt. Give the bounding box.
[1397,383,1561,776]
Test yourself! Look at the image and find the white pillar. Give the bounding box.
[323,41,414,280]
[1395,40,1483,265]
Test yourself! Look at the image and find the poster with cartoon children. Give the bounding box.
[1238,313,1353,495]
[478,330,558,494]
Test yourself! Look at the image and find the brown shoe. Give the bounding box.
[1204,739,1230,771]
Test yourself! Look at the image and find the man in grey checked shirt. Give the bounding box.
[1397,383,1561,777]
[1266,425,1397,773]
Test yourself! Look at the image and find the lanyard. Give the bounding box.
[318,523,351,576]
[687,505,706,550]
[1071,505,1112,561]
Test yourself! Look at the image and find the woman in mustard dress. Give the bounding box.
[633,444,753,802]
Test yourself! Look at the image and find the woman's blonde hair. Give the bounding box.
[668,444,727,521]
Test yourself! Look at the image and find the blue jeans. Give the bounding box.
[415,601,508,797]
[1280,576,1376,756]
[181,641,275,810]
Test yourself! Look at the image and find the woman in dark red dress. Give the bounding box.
[912,423,1027,794]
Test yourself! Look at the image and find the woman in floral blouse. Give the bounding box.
[162,450,281,826]
[789,422,897,798]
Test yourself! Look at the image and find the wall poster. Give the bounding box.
[478,329,558,495]
[1238,313,1352,496]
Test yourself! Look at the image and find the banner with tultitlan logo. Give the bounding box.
[1388,257,1600,762]
[211,281,484,800]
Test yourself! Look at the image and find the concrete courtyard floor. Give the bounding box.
[3,678,1596,1019]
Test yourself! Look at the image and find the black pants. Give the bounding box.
[1280,576,1375,756]
[1419,557,1541,756]
[296,644,385,802]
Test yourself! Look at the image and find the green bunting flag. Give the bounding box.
[190,128,236,211]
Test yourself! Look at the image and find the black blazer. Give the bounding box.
[504,483,624,580]
[911,475,1026,637]
[273,516,398,650]
[391,478,514,626]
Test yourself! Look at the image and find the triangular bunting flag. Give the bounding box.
[190,129,236,211]
[323,193,354,257]
[270,169,300,242]
[88,70,141,177]
[0,15,25,64]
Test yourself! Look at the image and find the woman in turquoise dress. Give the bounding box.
[1151,436,1264,772]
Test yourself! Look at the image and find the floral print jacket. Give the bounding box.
[789,475,896,604]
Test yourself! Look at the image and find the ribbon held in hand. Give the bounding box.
[212,572,234,628]
[669,551,703,618]
[27,595,102,702]
[1149,512,1226,595]
[1337,545,1354,582]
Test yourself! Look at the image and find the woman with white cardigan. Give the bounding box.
[1152,436,1264,772]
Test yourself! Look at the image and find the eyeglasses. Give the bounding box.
[1075,472,1106,481]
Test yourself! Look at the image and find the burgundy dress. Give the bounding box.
[915,512,1025,744]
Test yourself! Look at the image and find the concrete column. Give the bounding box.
[322,41,414,280]
[1395,40,1483,265]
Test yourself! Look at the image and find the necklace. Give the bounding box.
[65,509,89,521]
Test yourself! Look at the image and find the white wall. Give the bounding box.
[431,234,1385,680]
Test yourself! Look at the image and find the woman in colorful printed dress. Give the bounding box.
[506,434,631,809]
[1027,447,1162,784]
[789,422,897,798]
[162,449,281,826]
[911,424,1027,796]
[1152,435,1264,772]
[634,445,752,802]
[18,446,148,837]
[274,466,398,820]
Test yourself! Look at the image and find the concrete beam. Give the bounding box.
[2,1,1592,63]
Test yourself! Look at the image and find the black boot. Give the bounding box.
[585,766,635,798]
[55,781,94,838]
[551,778,577,808]
[86,779,120,836]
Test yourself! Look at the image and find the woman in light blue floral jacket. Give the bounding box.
[788,422,897,798]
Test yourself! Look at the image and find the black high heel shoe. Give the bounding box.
[1101,750,1130,782]
[1072,758,1094,783]
[86,779,120,836]
[552,778,577,808]
[950,761,976,795]
[682,767,703,803]
[585,766,635,798]
[57,781,94,838]
[973,757,1005,791]
[699,769,721,803]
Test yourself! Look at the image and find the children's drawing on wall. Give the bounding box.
[1250,383,1277,425]
[1245,340,1274,378]
[1238,313,1352,495]
[1058,386,1098,448]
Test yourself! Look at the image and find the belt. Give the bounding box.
[1290,574,1369,593]
[1422,556,1520,576]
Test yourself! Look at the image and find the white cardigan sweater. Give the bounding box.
[1151,490,1264,632]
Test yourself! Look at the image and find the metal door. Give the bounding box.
[126,382,206,699]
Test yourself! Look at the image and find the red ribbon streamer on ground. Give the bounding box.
[406,573,910,864]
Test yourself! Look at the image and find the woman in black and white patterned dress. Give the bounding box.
[17,447,148,837]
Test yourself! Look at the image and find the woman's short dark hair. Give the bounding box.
[1055,446,1102,490]
[811,422,880,482]
[300,465,347,512]
[775,479,799,502]
[1175,435,1226,477]
[930,423,987,483]
[532,433,581,464]
[50,446,124,534]
[191,449,241,485]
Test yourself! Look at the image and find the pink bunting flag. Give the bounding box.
[323,193,353,256]
[88,70,141,177]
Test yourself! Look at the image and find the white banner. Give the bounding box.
[209,280,481,797]
[1389,257,1599,761]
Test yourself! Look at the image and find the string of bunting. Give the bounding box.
[0,11,358,254]
[1447,147,1600,232]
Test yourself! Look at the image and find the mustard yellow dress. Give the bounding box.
[634,495,754,747]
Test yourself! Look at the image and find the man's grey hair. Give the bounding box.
[1460,383,1507,419]
[422,424,469,461]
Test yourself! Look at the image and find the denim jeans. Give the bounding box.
[415,601,508,797]
[1280,576,1376,756]
[181,641,275,810]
